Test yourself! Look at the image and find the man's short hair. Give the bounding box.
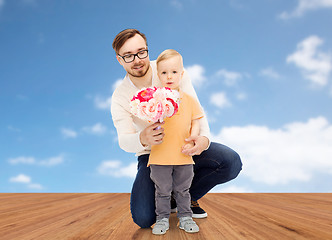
[112,29,147,54]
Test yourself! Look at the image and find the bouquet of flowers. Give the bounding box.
[130,87,180,123]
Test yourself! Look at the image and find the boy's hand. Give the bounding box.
[139,122,165,146]
[181,136,209,156]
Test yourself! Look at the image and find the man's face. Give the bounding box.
[116,34,150,78]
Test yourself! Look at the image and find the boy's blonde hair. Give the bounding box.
[156,49,183,68]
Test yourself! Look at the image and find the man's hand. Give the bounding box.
[181,135,209,156]
[182,141,195,152]
[139,122,165,147]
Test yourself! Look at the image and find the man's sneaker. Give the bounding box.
[171,196,177,213]
[152,218,169,235]
[191,200,208,218]
[179,216,199,233]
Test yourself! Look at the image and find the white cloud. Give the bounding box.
[210,92,231,108]
[27,183,43,189]
[16,94,29,101]
[0,0,5,10]
[82,122,108,135]
[259,67,280,79]
[287,35,332,86]
[112,78,122,91]
[170,0,183,10]
[94,95,112,110]
[7,125,21,132]
[202,110,217,124]
[61,127,78,138]
[216,69,243,86]
[9,174,43,190]
[8,155,64,166]
[62,123,109,138]
[97,160,137,178]
[8,156,36,165]
[39,155,64,166]
[92,79,120,111]
[210,185,253,193]
[229,0,245,9]
[10,174,31,184]
[21,0,37,5]
[236,92,247,101]
[38,32,45,44]
[212,116,332,185]
[279,0,332,19]
[185,64,206,87]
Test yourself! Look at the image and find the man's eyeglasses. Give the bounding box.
[118,49,149,63]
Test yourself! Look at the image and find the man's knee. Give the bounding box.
[228,150,242,180]
[132,212,156,228]
[212,143,242,180]
[130,187,156,228]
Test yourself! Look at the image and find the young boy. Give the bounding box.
[148,49,203,235]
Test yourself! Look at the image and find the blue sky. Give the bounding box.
[1,0,332,193]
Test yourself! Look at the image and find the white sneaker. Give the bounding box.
[152,218,169,235]
[179,217,199,233]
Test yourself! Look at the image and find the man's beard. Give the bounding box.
[128,63,150,78]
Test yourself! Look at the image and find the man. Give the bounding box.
[111,29,242,228]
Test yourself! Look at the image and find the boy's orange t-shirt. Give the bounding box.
[148,92,204,166]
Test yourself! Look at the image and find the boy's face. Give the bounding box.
[157,56,184,91]
[116,34,150,78]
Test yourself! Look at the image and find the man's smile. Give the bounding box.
[133,65,144,70]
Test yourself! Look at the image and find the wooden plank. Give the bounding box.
[0,193,331,240]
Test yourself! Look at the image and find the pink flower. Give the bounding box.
[131,87,179,123]
[132,87,156,102]
[165,98,178,116]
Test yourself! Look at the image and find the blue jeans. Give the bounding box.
[130,142,242,228]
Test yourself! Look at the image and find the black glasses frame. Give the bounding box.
[118,49,149,63]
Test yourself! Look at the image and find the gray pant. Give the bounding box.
[150,164,194,220]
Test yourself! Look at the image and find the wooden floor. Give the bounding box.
[0,193,331,240]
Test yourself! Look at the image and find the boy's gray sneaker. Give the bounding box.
[152,218,169,235]
[179,216,199,233]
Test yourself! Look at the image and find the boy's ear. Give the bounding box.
[181,70,184,78]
